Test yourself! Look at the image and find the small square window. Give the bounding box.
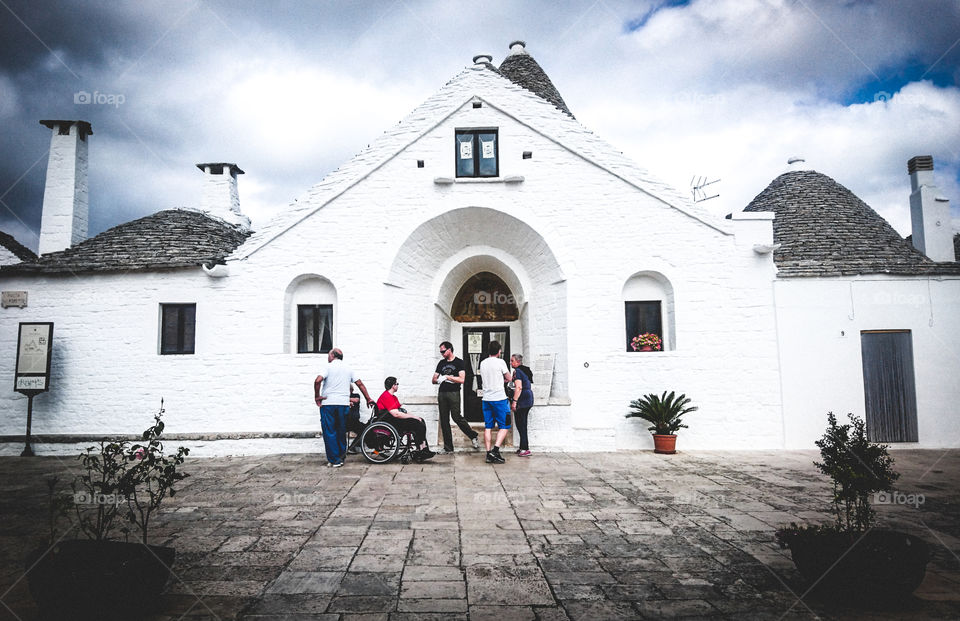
[625,301,663,352]
[298,305,333,354]
[160,304,196,355]
[455,129,498,178]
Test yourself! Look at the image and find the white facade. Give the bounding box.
[775,276,960,449]
[1,59,958,452]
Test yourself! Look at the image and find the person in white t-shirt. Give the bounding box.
[313,348,375,467]
[478,340,512,464]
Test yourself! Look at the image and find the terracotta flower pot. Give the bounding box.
[653,434,677,454]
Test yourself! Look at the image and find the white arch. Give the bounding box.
[386,206,568,398]
[622,270,676,351]
[283,274,337,354]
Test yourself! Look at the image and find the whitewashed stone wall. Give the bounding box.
[774,276,960,449]
[0,246,22,266]
[0,82,785,452]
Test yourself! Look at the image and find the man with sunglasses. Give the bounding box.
[432,341,480,453]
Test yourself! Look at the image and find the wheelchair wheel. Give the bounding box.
[360,422,401,463]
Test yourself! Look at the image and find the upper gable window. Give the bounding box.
[456,129,498,177]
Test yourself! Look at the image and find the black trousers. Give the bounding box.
[514,406,531,450]
[384,414,427,447]
[438,390,477,450]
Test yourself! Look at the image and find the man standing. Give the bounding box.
[432,341,480,453]
[479,340,512,464]
[314,348,375,467]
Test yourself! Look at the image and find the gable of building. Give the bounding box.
[232,50,726,261]
[1,209,249,275]
[744,170,960,277]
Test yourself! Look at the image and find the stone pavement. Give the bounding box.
[1,449,958,620]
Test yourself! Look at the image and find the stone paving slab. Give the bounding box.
[0,449,958,620]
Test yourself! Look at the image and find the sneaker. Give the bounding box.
[488,449,505,464]
[420,449,436,461]
[332,462,344,468]
[517,450,531,457]
[471,437,480,450]
[485,451,497,464]
[326,462,335,468]
[437,448,454,455]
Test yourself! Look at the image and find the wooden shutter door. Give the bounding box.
[860,330,919,442]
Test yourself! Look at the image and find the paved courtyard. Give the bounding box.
[1,449,958,620]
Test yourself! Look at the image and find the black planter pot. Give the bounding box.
[25,539,175,620]
[787,529,929,601]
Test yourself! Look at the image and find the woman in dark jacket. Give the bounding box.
[509,354,534,456]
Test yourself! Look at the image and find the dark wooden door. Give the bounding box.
[462,327,510,422]
[861,330,918,442]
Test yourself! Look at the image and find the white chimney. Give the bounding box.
[38,120,91,255]
[908,155,955,262]
[196,163,251,231]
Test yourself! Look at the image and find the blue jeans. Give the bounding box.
[320,405,349,464]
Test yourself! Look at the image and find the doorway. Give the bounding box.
[462,327,510,422]
[860,330,918,442]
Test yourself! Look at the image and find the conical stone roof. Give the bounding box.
[498,41,573,118]
[743,170,960,277]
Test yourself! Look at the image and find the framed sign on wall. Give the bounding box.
[15,322,53,394]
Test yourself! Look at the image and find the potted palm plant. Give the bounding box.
[625,390,697,453]
[25,400,189,620]
[775,412,929,602]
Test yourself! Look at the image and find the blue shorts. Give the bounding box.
[482,399,511,429]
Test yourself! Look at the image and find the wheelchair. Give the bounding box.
[347,408,419,464]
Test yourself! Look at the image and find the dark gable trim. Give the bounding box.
[0,230,37,262]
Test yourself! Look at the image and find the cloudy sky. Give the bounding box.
[1,0,958,253]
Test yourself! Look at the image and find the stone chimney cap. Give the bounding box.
[39,120,92,138]
[907,155,934,175]
[196,163,245,175]
[508,40,527,55]
[473,54,493,65]
[787,157,805,165]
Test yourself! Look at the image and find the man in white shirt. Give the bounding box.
[314,348,375,467]
[478,340,512,464]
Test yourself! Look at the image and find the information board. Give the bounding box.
[15,322,53,393]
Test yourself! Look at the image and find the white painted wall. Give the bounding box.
[774,276,960,449]
[0,82,786,452]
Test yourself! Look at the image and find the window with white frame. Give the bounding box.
[455,129,498,177]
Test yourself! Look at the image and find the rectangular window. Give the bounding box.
[455,129,498,177]
[160,304,196,355]
[298,304,333,354]
[624,301,662,352]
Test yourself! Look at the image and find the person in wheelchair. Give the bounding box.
[375,376,435,462]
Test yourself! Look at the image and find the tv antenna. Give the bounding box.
[691,176,720,203]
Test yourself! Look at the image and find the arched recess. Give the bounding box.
[283,274,337,354]
[622,271,676,351]
[386,207,567,398]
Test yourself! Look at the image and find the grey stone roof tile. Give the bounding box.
[1,209,249,275]
[498,48,573,118]
[744,170,960,277]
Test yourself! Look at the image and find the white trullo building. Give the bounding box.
[1,43,958,452]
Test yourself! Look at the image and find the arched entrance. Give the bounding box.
[385,207,568,428]
[452,272,520,421]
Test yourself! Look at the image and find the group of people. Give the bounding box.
[312,341,534,467]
